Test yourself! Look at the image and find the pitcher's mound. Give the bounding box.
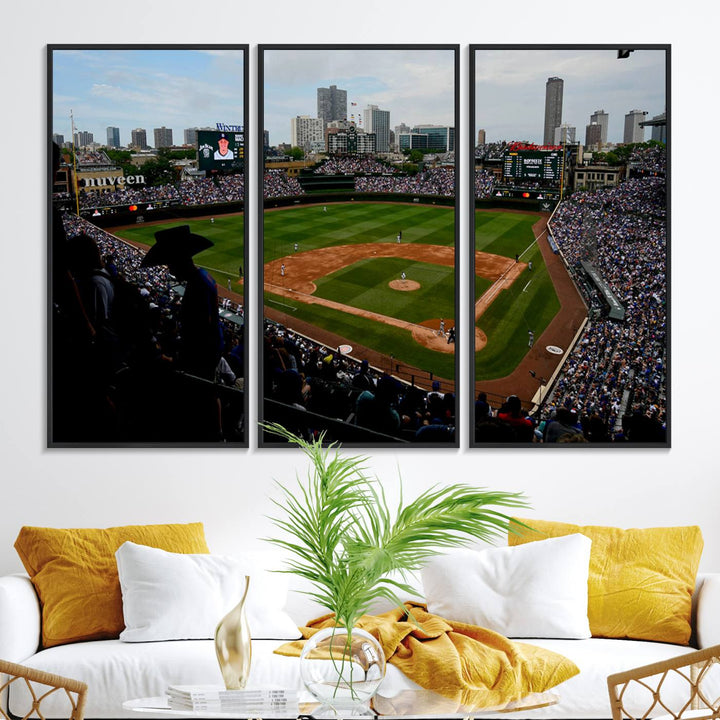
[389,279,420,291]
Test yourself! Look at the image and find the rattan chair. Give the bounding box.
[0,660,87,720]
[608,644,720,720]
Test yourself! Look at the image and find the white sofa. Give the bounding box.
[1,559,719,720]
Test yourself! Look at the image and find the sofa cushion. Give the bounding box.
[11,637,708,719]
[509,519,703,645]
[14,523,209,648]
[116,542,300,641]
[421,534,591,639]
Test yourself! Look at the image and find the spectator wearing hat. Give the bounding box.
[142,225,222,381]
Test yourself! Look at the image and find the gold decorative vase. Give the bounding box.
[214,575,252,689]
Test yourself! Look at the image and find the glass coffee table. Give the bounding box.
[124,687,558,719]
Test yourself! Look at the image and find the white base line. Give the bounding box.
[266,299,297,311]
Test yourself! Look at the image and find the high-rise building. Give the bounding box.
[649,112,667,144]
[590,110,609,145]
[106,126,120,148]
[131,128,148,150]
[398,133,429,151]
[623,110,647,144]
[554,123,576,145]
[74,131,94,148]
[52,133,64,146]
[585,122,602,149]
[477,129,486,145]
[290,115,324,152]
[317,85,348,125]
[184,128,199,146]
[153,126,173,148]
[411,125,455,153]
[543,77,563,146]
[363,105,390,153]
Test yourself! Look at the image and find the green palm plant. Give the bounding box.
[263,423,530,634]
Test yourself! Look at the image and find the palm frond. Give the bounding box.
[262,424,530,630]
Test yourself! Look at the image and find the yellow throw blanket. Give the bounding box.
[275,602,579,711]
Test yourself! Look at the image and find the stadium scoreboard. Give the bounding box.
[503,150,562,182]
[197,129,244,172]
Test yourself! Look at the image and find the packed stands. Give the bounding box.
[263,320,455,444]
[475,163,667,444]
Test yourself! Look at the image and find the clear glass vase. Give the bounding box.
[299,626,386,717]
[214,575,251,690]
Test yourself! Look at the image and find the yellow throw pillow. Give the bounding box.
[509,519,703,645]
[15,523,209,648]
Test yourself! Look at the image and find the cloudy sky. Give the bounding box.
[474,48,667,145]
[51,48,245,146]
[262,48,456,146]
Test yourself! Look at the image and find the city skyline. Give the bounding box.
[262,48,455,147]
[52,48,245,148]
[474,48,667,145]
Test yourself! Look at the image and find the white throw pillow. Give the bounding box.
[116,541,301,642]
[421,534,592,639]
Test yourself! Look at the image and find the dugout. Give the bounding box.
[580,261,626,320]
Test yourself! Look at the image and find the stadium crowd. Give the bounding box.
[628,144,666,176]
[474,169,496,199]
[354,167,454,197]
[313,157,398,175]
[264,320,455,443]
[263,169,305,198]
[53,212,245,443]
[476,169,667,444]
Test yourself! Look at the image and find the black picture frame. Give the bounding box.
[469,45,670,448]
[258,44,460,448]
[47,44,249,448]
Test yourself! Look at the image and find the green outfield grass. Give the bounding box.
[112,203,457,379]
[112,215,245,290]
[264,202,455,261]
[475,210,560,381]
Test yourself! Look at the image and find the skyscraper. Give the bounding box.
[317,85,347,124]
[290,116,324,152]
[590,110,609,145]
[153,126,173,148]
[412,125,455,152]
[74,130,93,148]
[363,105,390,153]
[624,110,647,144]
[106,126,120,148]
[585,122,602,149]
[543,77,563,145]
[131,128,147,150]
[649,113,667,144]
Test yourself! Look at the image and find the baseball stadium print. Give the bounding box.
[259,45,459,447]
[470,45,669,446]
[48,45,249,447]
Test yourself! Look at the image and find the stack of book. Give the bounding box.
[165,685,299,715]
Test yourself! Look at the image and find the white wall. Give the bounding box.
[1,1,718,576]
